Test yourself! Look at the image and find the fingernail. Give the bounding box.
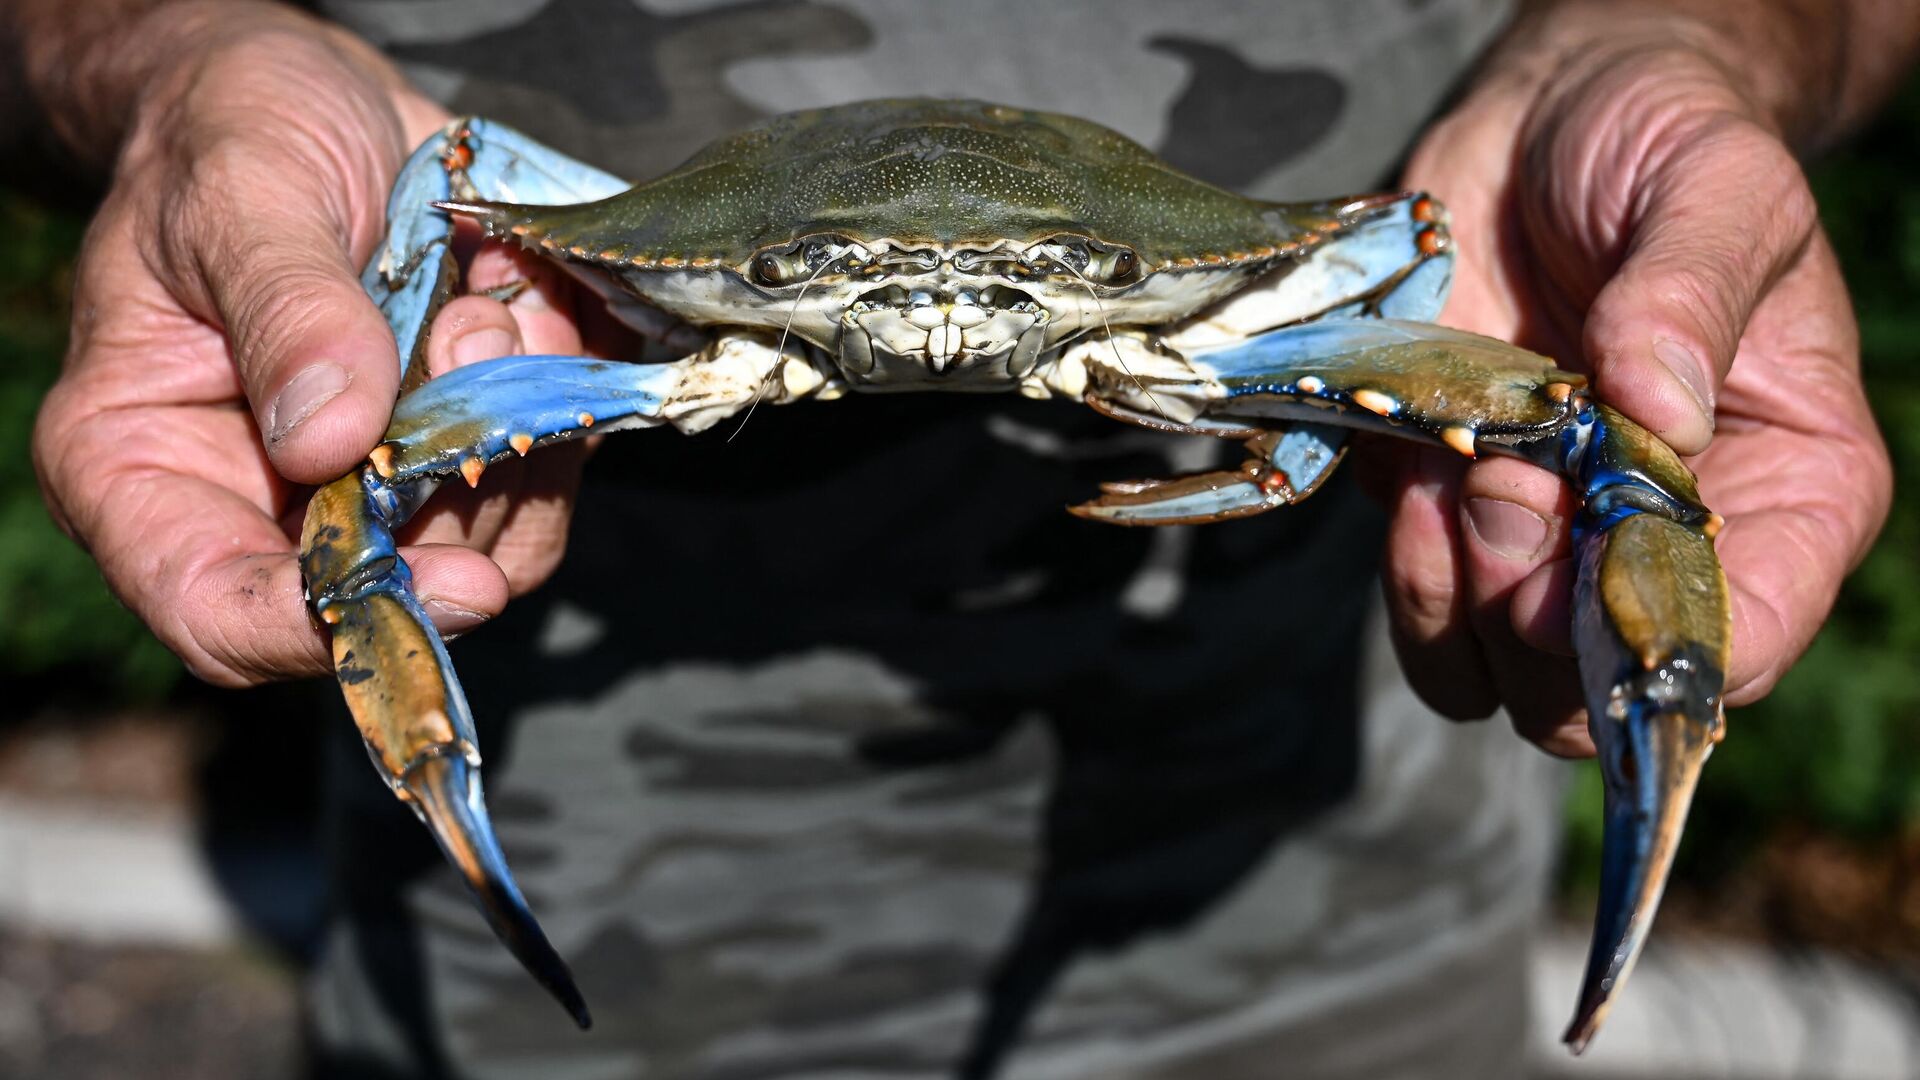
[1466,497,1549,561]
[1653,338,1714,428]
[451,328,515,369]
[268,362,351,444]
[423,597,491,639]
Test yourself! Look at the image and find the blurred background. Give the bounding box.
[1,76,1917,1080]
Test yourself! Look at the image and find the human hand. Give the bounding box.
[30,2,589,686]
[1386,11,1895,754]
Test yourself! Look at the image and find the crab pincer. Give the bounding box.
[1071,319,1730,1049]
[1562,408,1729,1050]
[304,470,594,1028]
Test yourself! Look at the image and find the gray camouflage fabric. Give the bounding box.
[305,2,1560,1078]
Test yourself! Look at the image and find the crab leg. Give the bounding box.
[1061,190,1450,524]
[301,338,802,1026]
[1069,402,1349,525]
[1157,190,1454,354]
[1078,318,1728,1050]
[364,117,629,387]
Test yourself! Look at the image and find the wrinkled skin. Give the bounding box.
[1385,39,1890,754]
[31,4,589,685]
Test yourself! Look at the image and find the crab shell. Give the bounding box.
[446,99,1393,390]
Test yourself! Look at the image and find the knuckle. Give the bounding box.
[29,383,88,537]
[171,555,315,687]
[225,264,353,374]
[1384,555,1461,638]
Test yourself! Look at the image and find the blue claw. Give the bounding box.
[1564,508,1726,1052]
[1565,660,1718,1051]
[406,748,593,1029]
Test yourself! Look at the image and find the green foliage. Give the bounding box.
[1564,77,1920,894]
[0,190,181,700]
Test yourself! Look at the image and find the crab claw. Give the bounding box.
[1564,511,1727,1052]
[304,474,592,1030]
[404,747,594,1031]
[1069,424,1349,525]
[1565,662,1718,1051]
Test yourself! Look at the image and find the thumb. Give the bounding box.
[214,223,401,484]
[170,151,403,484]
[1581,118,1816,455]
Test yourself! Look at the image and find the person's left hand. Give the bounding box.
[1382,33,1893,755]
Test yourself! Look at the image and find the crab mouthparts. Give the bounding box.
[838,283,1049,386]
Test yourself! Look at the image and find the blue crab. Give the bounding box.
[300,99,1729,1051]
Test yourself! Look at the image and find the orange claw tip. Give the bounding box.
[577,412,595,428]
[1703,513,1726,539]
[368,444,396,478]
[460,456,487,488]
[1440,425,1477,458]
[509,432,534,456]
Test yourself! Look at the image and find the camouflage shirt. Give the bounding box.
[306,3,1561,1078]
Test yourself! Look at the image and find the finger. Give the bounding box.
[406,297,530,552]
[457,250,591,595]
[405,544,513,641]
[40,452,507,686]
[1457,456,1591,756]
[1380,445,1500,719]
[426,294,529,376]
[157,146,403,484]
[467,241,589,357]
[410,291,587,595]
[1582,118,1817,455]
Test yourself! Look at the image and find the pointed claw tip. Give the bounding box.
[509,432,534,456]
[461,456,486,488]
[369,444,396,478]
[429,198,493,218]
[1561,993,1609,1055]
[403,750,594,1033]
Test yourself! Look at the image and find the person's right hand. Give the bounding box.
[31,4,589,687]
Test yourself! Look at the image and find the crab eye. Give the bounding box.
[751,252,794,286]
[1083,246,1143,285]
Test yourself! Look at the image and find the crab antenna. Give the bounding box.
[727,251,839,443]
[1054,253,1168,421]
